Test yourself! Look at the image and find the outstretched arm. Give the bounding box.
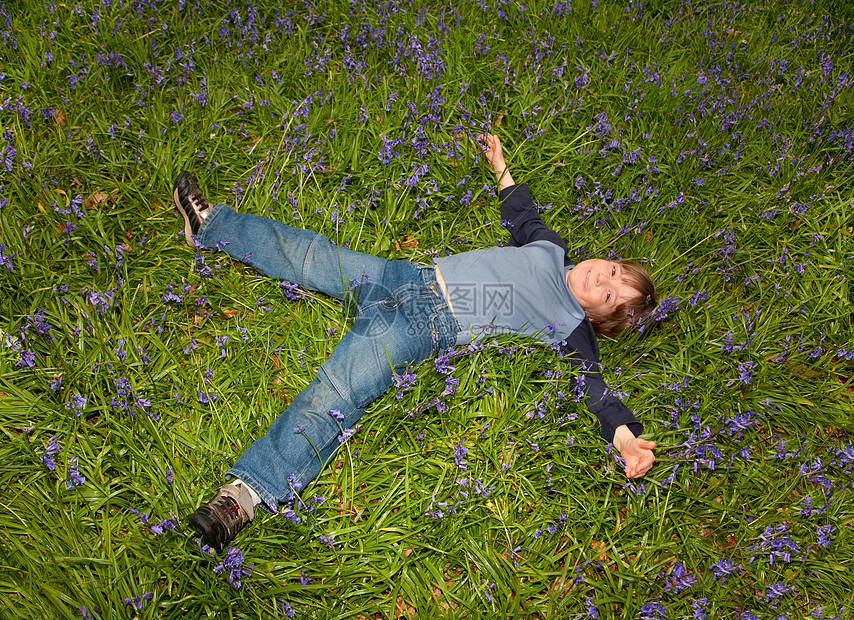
[484,137,570,255]
[560,329,656,479]
[481,134,516,190]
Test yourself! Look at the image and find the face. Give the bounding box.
[565,259,642,321]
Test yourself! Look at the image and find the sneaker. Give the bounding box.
[172,171,212,247]
[187,484,255,553]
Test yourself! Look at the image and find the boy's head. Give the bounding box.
[565,259,657,337]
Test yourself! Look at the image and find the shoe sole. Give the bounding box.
[187,511,224,553]
[172,183,197,248]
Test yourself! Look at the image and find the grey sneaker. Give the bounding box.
[187,484,255,553]
[172,171,212,247]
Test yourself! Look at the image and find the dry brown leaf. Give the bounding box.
[54,109,65,127]
[401,234,418,248]
[87,193,110,208]
[591,539,608,562]
[85,190,118,210]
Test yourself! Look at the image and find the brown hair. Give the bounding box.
[590,260,658,338]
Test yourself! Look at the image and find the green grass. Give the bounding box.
[1,0,853,618]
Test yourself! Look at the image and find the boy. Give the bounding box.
[176,134,658,553]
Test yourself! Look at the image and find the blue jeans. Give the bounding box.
[197,205,459,510]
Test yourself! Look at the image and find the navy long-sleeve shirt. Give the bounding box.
[434,183,643,442]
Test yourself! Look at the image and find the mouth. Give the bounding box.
[584,269,591,291]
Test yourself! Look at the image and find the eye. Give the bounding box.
[606,290,612,302]
[611,266,616,276]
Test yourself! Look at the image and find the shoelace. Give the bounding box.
[190,191,210,213]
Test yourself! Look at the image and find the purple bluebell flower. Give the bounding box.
[42,435,60,471]
[691,598,708,620]
[278,281,304,300]
[709,559,741,582]
[197,391,217,405]
[584,596,599,618]
[735,360,757,384]
[473,479,495,497]
[66,394,86,416]
[129,508,149,526]
[16,350,36,368]
[81,287,118,313]
[749,524,799,565]
[214,547,253,588]
[391,364,417,399]
[442,375,460,396]
[280,507,301,524]
[764,583,793,606]
[338,424,361,443]
[649,296,680,323]
[65,457,85,488]
[663,561,696,593]
[150,517,178,535]
[574,65,590,88]
[194,253,216,277]
[317,533,335,550]
[453,440,468,470]
[161,281,185,303]
[816,524,834,547]
[122,591,152,611]
[0,242,17,271]
[639,601,668,619]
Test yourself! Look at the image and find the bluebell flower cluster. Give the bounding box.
[213,546,253,589]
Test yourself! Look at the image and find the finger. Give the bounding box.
[637,439,656,450]
[624,460,638,478]
[626,456,654,478]
[636,458,654,477]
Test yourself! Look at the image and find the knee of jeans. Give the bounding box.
[318,353,390,410]
[300,232,330,285]
[317,363,356,408]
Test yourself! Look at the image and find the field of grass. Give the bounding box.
[1,0,853,618]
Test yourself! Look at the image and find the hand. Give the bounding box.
[613,424,656,479]
[480,133,505,172]
[479,133,515,189]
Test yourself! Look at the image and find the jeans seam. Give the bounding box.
[318,365,358,409]
[300,232,325,288]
